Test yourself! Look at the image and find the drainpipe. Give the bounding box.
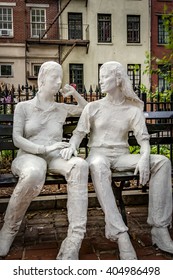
[58,0,62,64]
[24,4,27,85]
[148,0,152,90]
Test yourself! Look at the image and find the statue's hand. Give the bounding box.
[60,84,76,98]
[134,156,150,186]
[45,142,70,153]
[60,145,78,160]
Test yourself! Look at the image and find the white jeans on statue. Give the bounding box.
[3,154,88,245]
[87,147,172,241]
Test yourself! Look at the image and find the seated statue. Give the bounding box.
[0,61,89,260]
[61,61,173,259]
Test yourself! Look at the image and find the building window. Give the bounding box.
[127,15,140,43]
[0,7,13,37]
[69,64,83,93]
[32,64,41,77]
[31,8,46,38]
[158,65,171,92]
[0,64,12,76]
[127,64,141,90]
[98,14,112,43]
[68,13,83,40]
[158,15,169,44]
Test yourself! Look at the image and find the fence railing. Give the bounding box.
[1,84,173,166]
[1,84,173,114]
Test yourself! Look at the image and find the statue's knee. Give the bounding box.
[152,155,172,173]
[20,166,46,186]
[157,155,171,167]
[89,156,106,170]
[67,158,88,187]
[163,156,171,170]
[73,158,89,174]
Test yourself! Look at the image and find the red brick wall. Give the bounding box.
[0,0,59,43]
[151,0,173,90]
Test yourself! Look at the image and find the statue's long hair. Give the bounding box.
[101,61,144,111]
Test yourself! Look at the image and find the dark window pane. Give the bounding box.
[68,13,83,39]
[98,14,111,43]
[69,64,83,93]
[1,65,12,76]
[127,15,140,43]
[33,65,41,76]
[158,64,171,92]
[158,15,169,44]
[127,64,141,90]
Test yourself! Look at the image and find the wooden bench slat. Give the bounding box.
[0,114,13,122]
[0,125,13,136]
[144,111,173,119]
[0,141,16,150]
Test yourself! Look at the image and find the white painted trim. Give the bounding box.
[26,4,49,8]
[0,2,16,6]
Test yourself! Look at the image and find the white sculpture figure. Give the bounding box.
[0,61,89,260]
[61,61,173,259]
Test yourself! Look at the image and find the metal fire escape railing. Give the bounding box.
[26,0,89,65]
[60,42,77,64]
[40,0,73,39]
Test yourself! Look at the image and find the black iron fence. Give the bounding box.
[1,84,173,114]
[0,84,173,166]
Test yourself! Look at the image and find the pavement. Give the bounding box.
[0,203,173,260]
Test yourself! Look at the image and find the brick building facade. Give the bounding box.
[150,0,173,92]
[0,0,172,93]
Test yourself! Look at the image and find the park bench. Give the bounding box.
[0,111,173,224]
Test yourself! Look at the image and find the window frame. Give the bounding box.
[97,14,112,43]
[127,15,140,43]
[158,15,170,45]
[127,64,141,90]
[0,7,13,37]
[158,64,171,92]
[30,8,46,38]
[32,64,41,77]
[0,63,13,77]
[69,64,84,94]
[68,13,83,40]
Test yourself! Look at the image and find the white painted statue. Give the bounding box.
[0,61,89,260]
[61,61,173,259]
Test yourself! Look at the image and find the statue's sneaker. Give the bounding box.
[0,227,17,257]
[117,232,137,260]
[56,237,81,260]
[151,226,173,254]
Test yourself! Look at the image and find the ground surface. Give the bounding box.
[0,205,173,260]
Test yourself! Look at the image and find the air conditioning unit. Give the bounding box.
[0,30,10,36]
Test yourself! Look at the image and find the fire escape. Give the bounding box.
[26,0,89,70]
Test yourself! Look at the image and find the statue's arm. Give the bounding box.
[61,84,88,115]
[60,132,85,160]
[134,140,150,186]
[60,104,90,160]
[131,108,151,185]
[13,103,69,155]
[140,140,150,158]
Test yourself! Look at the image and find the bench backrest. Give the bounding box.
[0,111,173,163]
